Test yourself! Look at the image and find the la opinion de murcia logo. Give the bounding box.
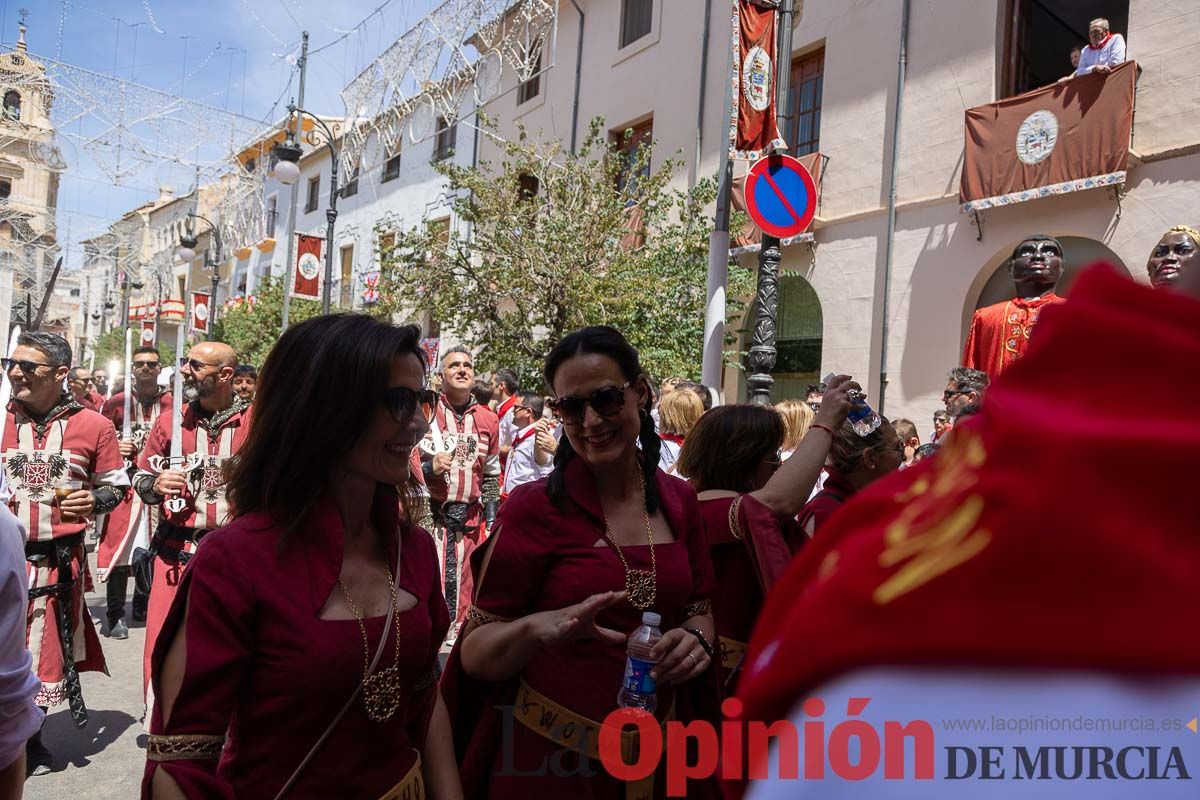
[1015,110,1059,165]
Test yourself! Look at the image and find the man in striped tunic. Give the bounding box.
[132,342,252,714]
[420,347,499,638]
[1,332,128,776]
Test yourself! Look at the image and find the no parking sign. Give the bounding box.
[744,154,818,239]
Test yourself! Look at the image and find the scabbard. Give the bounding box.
[27,541,89,727]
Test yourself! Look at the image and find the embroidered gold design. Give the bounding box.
[682,599,711,618]
[146,734,225,761]
[874,432,992,605]
[466,605,511,627]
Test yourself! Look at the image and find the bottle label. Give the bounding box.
[623,656,657,695]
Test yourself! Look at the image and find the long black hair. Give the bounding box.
[543,326,661,514]
[225,314,426,537]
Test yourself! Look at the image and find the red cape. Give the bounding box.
[737,264,1200,735]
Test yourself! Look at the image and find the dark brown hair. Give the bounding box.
[678,405,784,493]
[225,314,426,536]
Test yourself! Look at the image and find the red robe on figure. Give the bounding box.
[961,292,1064,378]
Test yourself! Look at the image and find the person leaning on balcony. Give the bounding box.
[1074,17,1126,76]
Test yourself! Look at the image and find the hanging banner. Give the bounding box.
[140,320,157,347]
[419,338,440,375]
[960,61,1136,212]
[292,234,324,301]
[190,292,210,335]
[729,0,785,161]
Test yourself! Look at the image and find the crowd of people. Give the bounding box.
[0,220,1194,798]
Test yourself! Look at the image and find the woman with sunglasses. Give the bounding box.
[674,377,856,690]
[143,315,461,800]
[797,415,904,537]
[444,326,718,798]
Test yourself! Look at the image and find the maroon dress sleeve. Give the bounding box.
[678,485,716,606]
[141,530,256,799]
[408,525,449,746]
[469,484,551,619]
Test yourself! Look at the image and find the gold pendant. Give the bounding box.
[625,568,656,610]
[362,664,403,722]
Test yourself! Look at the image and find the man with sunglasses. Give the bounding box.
[418,347,500,637]
[66,367,103,412]
[131,341,252,708]
[96,347,172,639]
[1,332,129,775]
[943,366,989,420]
[500,392,558,497]
[963,234,1067,380]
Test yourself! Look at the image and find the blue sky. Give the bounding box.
[3,0,436,267]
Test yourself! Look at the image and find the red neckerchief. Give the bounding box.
[661,433,685,446]
[512,425,538,447]
[496,395,517,419]
[1086,32,1113,50]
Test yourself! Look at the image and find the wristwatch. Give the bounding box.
[683,627,715,660]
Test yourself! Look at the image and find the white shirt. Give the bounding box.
[658,437,683,475]
[1075,34,1126,75]
[502,423,556,494]
[497,398,517,453]
[0,502,44,770]
[748,666,1200,799]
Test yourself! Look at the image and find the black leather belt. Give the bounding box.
[25,534,84,566]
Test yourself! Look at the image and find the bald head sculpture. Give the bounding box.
[181,341,240,410]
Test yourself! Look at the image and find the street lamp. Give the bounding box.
[272,101,340,315]
[176,213,224,337]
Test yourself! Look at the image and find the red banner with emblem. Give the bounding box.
[140,320,156,347]
[291,234,323,301]
[729,0,785,160]
[190,292,210,335]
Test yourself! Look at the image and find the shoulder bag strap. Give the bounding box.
[272,530,403,800]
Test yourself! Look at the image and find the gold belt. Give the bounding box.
[377,752,424,800]
[514,679,672,800]
[719,636,746,672]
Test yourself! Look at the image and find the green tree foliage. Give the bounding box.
[375,118,751,387]
[88,327,175,371]
[213,277,321,366]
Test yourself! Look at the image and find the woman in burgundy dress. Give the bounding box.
[675,377,855,689]
[143,315,461,800]
[445,326,718,798]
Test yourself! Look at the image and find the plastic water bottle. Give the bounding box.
[823,372,882,437]
[617,612,662,713]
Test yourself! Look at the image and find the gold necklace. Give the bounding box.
[337,564,404,722]
[603,468,657,610]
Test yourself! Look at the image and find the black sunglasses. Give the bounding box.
[384,386,438,424]
[179,357,222,371]
[943,389,972,402]
[2,358,58,374]
[549,381,633,423]
[132,360,161,371]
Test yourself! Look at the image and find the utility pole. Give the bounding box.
[280,31,308,332]
[746,0,795,405]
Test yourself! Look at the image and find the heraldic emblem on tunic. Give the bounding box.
[187,455,229,505]
[5,450,71,502]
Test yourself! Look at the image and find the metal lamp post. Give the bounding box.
[746,0,796,405]
[272,101,340,315]
[176,213,224,338]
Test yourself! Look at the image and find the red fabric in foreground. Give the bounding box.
[735,265,1200,755]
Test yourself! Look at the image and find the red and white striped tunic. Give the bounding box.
[421,397,500,507]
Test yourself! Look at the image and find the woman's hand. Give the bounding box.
[813,374,860,430]
[650,628,710,685]
[524,591,627,648]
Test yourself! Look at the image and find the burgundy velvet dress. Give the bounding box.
[140,487,448,799]
[696,492,805,689]
[444,458,718,799]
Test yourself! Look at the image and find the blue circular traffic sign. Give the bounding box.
[744,154,817,239]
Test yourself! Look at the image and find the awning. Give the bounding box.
[959,61,1136,213]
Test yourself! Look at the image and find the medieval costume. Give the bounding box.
[735,266,1200,797]
[2,395,128,710]
[961,293,1064,379]
[141,487,448,798]
[796,470,856,536]
[695,492,803,690]
[444,459,718,799]
[419,395,499,631]
[132,398,252,706]
[96,388,172,627]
